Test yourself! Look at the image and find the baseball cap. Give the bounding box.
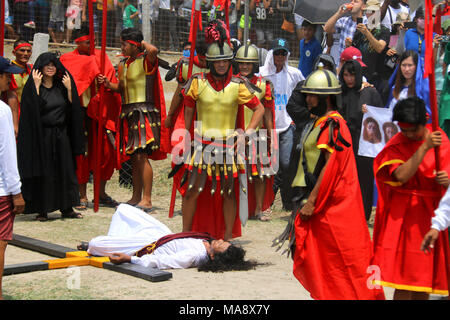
[271,38,289,53]
[340,47,367,68]
[0,56,25,74]
[365,0,381,11]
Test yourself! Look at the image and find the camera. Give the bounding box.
[385,54,399,70]
[356,17,363,24]
[403,21,416,29]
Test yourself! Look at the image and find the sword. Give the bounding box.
[238,166,248,227]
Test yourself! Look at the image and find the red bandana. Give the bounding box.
[14,43,32,51]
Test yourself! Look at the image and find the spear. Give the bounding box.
[88,0,95,55]
[168,0,203,218]
[94,0,108,212]
[424,0,450,297]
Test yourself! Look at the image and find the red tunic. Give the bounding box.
[60,49,123,183]
[293,112,385,300]
[371,124,450,295]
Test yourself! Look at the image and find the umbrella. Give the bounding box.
[294,0,348,24]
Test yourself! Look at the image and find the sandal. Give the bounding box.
[35,213,48,222]
[95,195,119,208]
[75,200,89,211]
[61,211,83,219]
[135,205,155,213]
[255,212,271,222]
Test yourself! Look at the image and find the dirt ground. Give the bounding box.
[2,42,397,301]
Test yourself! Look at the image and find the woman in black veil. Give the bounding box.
[17,52,85,221]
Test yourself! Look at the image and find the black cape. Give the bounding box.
[17,52,84,214]
[338,59,383,220]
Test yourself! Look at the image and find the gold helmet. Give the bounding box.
[300,66,341,95]
[206,42,234,62]
[235,44,259,64]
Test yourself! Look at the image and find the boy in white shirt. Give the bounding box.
[0,56,26,299]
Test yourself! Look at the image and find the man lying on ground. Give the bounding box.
[79,204,260,272]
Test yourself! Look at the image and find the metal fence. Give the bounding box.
[4,0,311,59]
[4,0,312,190]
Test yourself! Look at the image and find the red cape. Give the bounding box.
[148,58,170,160]
[293,112,385,300]
[372,124,450,295]
[60,49,124,176]
[246,74,276,217]
[60,49,121,132]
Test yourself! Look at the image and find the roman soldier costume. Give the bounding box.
[117,53,170,159]
[179,39,262,239]
[234,43,276,218]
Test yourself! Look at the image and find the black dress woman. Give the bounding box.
[17,52,84,221]
[338,59,383,221]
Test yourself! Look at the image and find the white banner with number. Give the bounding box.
[357,106,400,158]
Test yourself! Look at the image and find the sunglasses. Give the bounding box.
[273,50,288,56]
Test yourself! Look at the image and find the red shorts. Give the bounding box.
[0,195,14,241]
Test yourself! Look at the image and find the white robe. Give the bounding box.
[88,204,209,269]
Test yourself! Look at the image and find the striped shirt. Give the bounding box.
[335,15,368,58]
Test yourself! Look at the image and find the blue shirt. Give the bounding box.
[404,28,436,59]
[298,37,322,78]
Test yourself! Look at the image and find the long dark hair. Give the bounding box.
[393,50,418,100]
[197,245,260,273]
[363,117,382,143]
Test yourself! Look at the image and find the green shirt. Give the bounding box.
[123,4,138,29]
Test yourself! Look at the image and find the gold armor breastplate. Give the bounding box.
[244,78,266,129]
[196,79,240,139]
[12,73,30,103]
[119,56,155,105]
[292,123,322,187]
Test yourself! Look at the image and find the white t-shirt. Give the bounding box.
[433,186,450,231]
[386,86,409,109]
[260,50,305,133]
[381,2,410,31]
[0,101,21,197]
